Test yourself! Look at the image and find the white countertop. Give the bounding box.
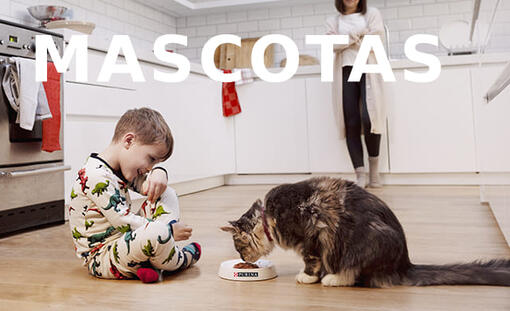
[138,50,510,79]
[282,53,510,78]
[54,29,510,79]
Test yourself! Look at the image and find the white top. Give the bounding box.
[326,7,388,138]
[337,13,367,67]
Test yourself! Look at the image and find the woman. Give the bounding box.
[325,0,387,188]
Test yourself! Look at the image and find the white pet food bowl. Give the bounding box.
[218,259,277,282]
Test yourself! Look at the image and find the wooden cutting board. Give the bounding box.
[214,37,274,70]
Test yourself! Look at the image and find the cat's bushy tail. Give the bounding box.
[402,259,510,286]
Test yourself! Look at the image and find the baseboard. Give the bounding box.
[225,173,490,185]
[171,175,226,196]
[225,172,510,186]
[64,175,227,220]
[62,173,509,221]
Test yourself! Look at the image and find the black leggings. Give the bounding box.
[342,66,381,169]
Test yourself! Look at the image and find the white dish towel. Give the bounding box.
[234,68,255,86]
[10,57,52,130]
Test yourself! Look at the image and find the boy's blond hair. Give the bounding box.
[113,108,174,161]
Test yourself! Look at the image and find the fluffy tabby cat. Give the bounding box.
[221,177,510,287]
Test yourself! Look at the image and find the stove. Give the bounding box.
[0,19,69,236]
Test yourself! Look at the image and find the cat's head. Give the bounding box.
[220,199,275,263]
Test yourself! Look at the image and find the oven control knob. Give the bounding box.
[0,40,4,45]
[28,42,36,52]
[23,44,28,49]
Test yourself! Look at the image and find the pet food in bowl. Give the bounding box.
[233,262,259,269]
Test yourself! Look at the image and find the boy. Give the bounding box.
[69,108,201,283]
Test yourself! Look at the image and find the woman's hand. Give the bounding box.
[172,222,193,241]
[142,169,168,203]
[351,29,369,44]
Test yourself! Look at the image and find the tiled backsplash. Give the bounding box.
[176,0,510,65]
[1,0,509,66]
[1,0,177,53]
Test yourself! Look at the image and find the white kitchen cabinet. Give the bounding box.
[305,78,390,173]
[64,55,236,205]
[65,82,137,117]
[140,67,236,183]
[64,120,117,204]
[470,64,510,172]
[66,49,139,90]
[386,68,477,173]
[471,64,510,247]
[234,78,309,173]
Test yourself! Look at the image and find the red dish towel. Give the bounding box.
[222,70,241,117]
[42,62,61,152]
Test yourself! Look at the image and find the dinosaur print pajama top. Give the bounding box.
[69,153,188,279]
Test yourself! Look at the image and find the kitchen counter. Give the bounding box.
[53,29,510,78]
[267,52,510,78]
[138,51,510,78]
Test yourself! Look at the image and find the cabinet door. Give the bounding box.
[386,68,477,173]
[471,64,510,172]
[65,62,236,189]
[65,82,137,117]
[64,80,137,204]
[64,120,117,205]
[306,78,389,173]
[138,63,236,183]
[67,49,138,90]
[234,79,309,173]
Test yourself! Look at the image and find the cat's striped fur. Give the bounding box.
[221,177,510,287]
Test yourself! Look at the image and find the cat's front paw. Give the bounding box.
[295,271,319,284]
[321,273,355,287]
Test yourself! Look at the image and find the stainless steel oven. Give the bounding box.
[0,19,69,236]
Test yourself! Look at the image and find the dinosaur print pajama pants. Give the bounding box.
[87,188,190,279]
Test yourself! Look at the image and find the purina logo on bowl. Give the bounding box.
[234,272,259,278]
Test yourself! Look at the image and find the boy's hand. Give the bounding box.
[172,222,192,241]
[142,169,168,203]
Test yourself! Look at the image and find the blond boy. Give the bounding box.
[69,108,200,282]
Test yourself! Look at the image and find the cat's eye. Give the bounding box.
[240,234,250,243]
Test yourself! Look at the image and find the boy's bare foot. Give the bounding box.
[172,222,192,241]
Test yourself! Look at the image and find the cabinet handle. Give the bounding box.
[0,165,71,178]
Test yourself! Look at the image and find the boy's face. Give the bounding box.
[120,135,168,182]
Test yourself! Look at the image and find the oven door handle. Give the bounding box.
[0,165,71,178]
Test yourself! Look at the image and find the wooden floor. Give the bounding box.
[1,185,509,310]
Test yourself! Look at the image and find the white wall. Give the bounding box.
[176,0,510,66]
[1,0,177,52]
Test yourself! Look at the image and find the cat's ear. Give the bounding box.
[251,199,264,218]
[220,222,237,233]
[220,226,236,233]
[252,199,263,210]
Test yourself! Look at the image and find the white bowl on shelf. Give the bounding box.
[218,259,277,282]
[27,5,68,26]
